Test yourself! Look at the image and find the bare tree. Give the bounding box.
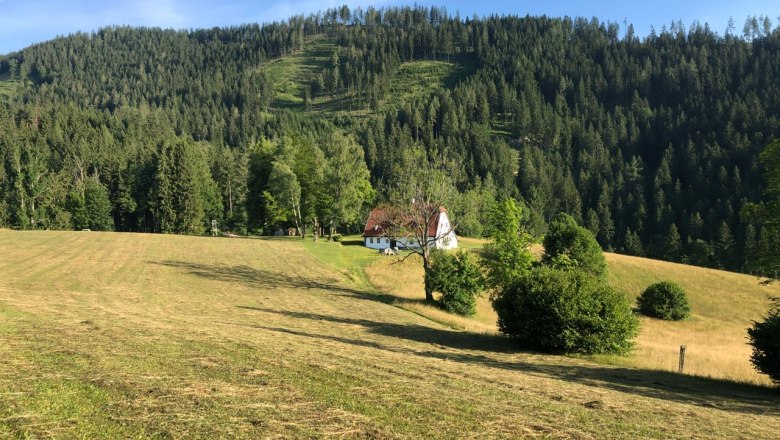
[375,151,458,302]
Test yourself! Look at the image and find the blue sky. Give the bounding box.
[1,0,779,54]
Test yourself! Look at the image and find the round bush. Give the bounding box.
[542,213,606,279]
[638,281,690,321]
[748,298,780,385]
[492,266,639,354]
[427,251,484,316]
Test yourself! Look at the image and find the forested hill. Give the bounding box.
[1,6,779,273]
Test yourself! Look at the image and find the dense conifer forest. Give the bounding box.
[0,6,779,273]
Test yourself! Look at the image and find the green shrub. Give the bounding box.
[638,281,691,321]
[481,198,535,291]
[542,213,606,279]
[747,298,780,385]
[492,266,639,354]
[427,251,484,316]
[331,233,343,242]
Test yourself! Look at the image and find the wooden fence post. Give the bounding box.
[679,345,687,374]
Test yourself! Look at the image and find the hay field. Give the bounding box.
[0,230,779,438]
[366,245,780,385]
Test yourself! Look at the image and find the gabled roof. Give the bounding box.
[362,208,386,237]
[362,206,448,238]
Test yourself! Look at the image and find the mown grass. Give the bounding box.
[0,230,778,438]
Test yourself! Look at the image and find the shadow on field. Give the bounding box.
[241,307,780,416]
[424,351,780,416]
[152,260,367,296]
[238,306,512,352]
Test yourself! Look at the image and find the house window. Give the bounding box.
[370,238,374,244]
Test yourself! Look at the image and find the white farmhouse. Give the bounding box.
[362,206,458,251]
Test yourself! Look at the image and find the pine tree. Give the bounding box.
[663,223,682,262]
[624,228,644,257]
[151,140,176,233]
[716,221,736,269]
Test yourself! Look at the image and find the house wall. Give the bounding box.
[434,212,458,250]
[364,236,392,250]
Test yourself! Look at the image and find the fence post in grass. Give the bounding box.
[678,345,687,374]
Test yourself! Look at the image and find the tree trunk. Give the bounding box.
[422,249,434,303]
[292,205,302,238]
[228,180,233,216]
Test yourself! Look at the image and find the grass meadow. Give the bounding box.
[366,238,780,385]
[0,230,778,438]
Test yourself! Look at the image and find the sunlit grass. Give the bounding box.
[0,230,778,438]
[365,243,780,385]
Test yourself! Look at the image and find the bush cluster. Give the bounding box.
[492,266,639,354]
[542,213,607,279]
[637,282,691,321]
[488,211,638,355]
[748,298,780,385]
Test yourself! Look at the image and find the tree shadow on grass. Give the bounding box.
[237,306,511,352]
[152,259,424,308]
[152,260,367,296]
[238,307,780,416]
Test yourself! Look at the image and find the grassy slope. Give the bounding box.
[367,242,780,385]
[0,230,779,439]
[260,35,334,111]
[259,34,474,120]
[0,73,21,102]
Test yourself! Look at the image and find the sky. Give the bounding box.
[1,0,779,54]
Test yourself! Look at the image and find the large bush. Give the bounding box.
[542,213,606,279]
[427,251,484,316]
[492,266,639,354]
[637,281,691,321]
[747,298,780,384]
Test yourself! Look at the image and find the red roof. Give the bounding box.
[362,206,447,238]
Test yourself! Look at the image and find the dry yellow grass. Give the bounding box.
[605,253,779,384]
[366,248,780,385]
[0,230,779,438]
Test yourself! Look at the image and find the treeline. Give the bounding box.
[1,6,780,274]
[0,104,374,236]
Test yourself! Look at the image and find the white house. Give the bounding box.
[362,206,458,251]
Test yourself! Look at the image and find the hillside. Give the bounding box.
[259,32,476,118]
[1,7,780,276]
[1,230,779,438]
[367,241,780,385]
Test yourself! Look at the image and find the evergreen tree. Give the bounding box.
[624,228,644,257]
[663,223,682,262]
[716,221,736,269]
